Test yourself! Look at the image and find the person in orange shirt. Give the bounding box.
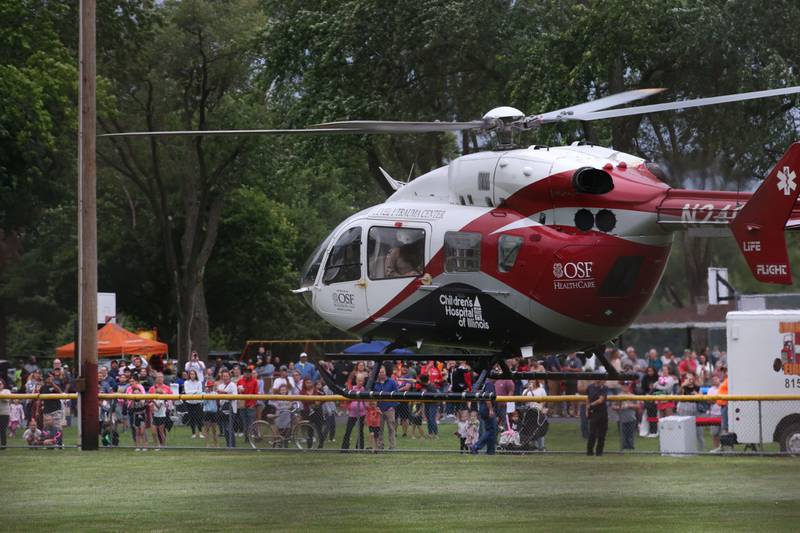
[716,374,728,432]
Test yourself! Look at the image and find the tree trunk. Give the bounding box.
[190,280,210,360]
[176,278,196,371]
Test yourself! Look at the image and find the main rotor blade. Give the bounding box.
[99,128,358,138]
[311,120,488,133]
[531,88,665,124]
[573,85,800,121]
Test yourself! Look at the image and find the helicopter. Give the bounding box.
[108,85,800,399]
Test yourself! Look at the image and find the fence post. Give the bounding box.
[757,400,763,452]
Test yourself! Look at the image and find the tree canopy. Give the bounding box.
[4,0,800,359]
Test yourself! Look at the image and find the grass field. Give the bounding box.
[3,449,800,532]
[8,415,746,452]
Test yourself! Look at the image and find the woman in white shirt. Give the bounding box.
[183,370,204,439]
[522,380,548,450]
[216,370,238,448]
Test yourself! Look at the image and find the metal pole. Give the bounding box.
[78,0,98,450]
[758,400,763,452]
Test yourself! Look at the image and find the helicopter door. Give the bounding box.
[314,225,368,329]
[364,223,430,319]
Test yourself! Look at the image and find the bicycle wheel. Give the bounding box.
[248,420,282,450]
[291,422,319,450]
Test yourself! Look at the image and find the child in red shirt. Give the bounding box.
[366,401,382,453]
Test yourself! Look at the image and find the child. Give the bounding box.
[455,410,469,452]
[341,375,366,451]
[126,374,149,451]
[41,414,63,448]
[409,402,425,439]
[465,411,480,449]
[23,419,42,447]
[9,399,24,437]
[274,384,293,447]
[499,410,521,449]
[202,380,219,448]
[319,383,337,443]
[102,420,119,447]
[365,401,382,452]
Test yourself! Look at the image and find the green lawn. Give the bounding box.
[2,449,799,532]
[24,415,772,453]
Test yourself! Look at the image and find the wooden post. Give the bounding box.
[78,0,98,450]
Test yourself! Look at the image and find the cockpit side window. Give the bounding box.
[497,234,523,272]
[368,226,426,280]
[323,227,362,285]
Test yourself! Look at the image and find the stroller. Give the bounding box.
[498,408,549,452]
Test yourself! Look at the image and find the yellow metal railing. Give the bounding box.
[6,393,800,402]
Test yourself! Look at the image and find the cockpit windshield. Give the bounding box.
[300,233,333,289]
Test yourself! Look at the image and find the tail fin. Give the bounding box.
[731,142,800,284]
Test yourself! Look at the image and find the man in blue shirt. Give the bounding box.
[295,353,318,381]
[471,379,497,455]
[373,365,399,450]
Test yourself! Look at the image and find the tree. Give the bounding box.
[0,0,77,359]
[98,0,266,362]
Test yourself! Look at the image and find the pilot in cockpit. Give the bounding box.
[384,229,423,278]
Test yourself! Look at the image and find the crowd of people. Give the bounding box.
[0,344,729,454]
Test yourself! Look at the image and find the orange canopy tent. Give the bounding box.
[55,322,168,359]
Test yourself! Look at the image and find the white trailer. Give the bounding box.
[727,310,800,452]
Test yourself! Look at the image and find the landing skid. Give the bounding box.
[316,347,636,401]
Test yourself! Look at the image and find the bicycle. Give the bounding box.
[248,404,320,450]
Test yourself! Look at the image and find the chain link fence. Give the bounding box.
[3,393,799,454]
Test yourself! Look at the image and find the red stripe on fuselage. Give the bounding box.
[352,164,672,333]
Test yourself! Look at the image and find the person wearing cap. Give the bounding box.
[271,366,294,394]
[296,353,318,381]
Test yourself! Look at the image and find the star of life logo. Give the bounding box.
[777,166,796,196]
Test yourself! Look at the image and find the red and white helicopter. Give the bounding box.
[111,86,800,399]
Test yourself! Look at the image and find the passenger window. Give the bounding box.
[444,231,481,272]
[323,227,362,284]
[498,234,523,272]
[368,226,426,280]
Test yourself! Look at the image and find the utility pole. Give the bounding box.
[78,0,98,450]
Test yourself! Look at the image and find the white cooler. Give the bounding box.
[658,416,697,455]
